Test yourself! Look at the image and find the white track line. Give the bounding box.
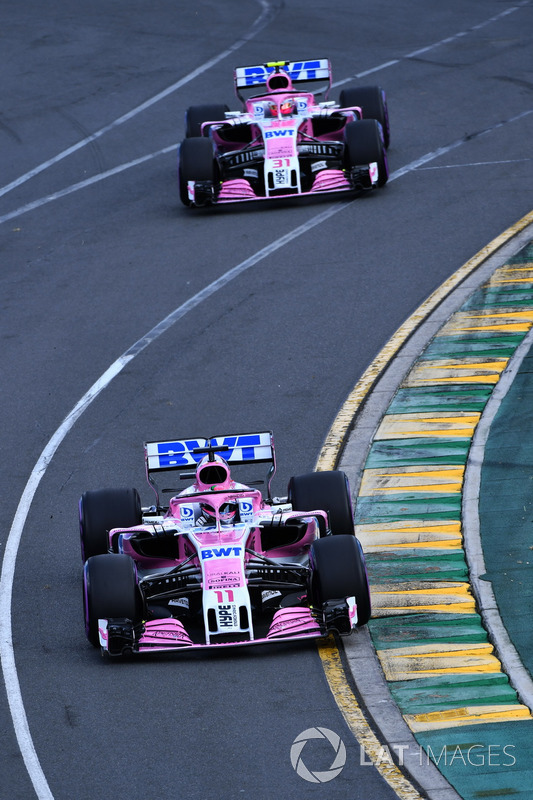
[0,145,178,226]
[335,2,530,86]
[0,0,277,201]
[418,158,533,170]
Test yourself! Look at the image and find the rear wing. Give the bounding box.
[234,59,332,103]
[144,431,276,506]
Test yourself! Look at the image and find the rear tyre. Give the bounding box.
[344,119,388,187]
[185,104,230,138]
[287,470,354,536]
[79,487,141,561]
[310,535,371,626]
[178,137,217,206]
[83,554,143,647]
[339,86,390,148]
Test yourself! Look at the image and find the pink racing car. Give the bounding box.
[178,58,389,207]
[80,431,371,656]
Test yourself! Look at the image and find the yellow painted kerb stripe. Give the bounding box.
[318,637,424,800]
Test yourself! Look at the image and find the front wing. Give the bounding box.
[98,599,357,656]
[188,163,379,207]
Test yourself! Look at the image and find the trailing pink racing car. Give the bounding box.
[80,431,371,656]
[178,58,389,207]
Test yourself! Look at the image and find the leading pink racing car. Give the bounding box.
[80,431,371,656]
[178,58,389,207]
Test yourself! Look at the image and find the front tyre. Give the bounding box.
[178,137,217,206]
[310,535,371,627]
[83,554,143,647]
[344,119,388,188]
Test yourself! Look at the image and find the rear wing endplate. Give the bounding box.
[234,59,332,103]
[144,431,276,506]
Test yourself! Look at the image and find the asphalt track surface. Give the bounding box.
[0,1,532,799]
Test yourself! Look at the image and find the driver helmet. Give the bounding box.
[280,97,296,116]
[199,501,238,525]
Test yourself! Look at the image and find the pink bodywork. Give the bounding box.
[104,484,328,652]
[202,89,362,203]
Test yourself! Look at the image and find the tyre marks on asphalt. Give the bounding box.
[354,240,533,798]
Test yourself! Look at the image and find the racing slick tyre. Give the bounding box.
[178,137,217,206]
[339,86,390,148]
[79,487,142,562]
[310,535,371,627]
[344,119,388,187]
[287,470,354,536]
[185,104,230,138]
[83,554,143,647]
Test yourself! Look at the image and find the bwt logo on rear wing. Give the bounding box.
[145,432,275,470]
[234,59,331,101]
